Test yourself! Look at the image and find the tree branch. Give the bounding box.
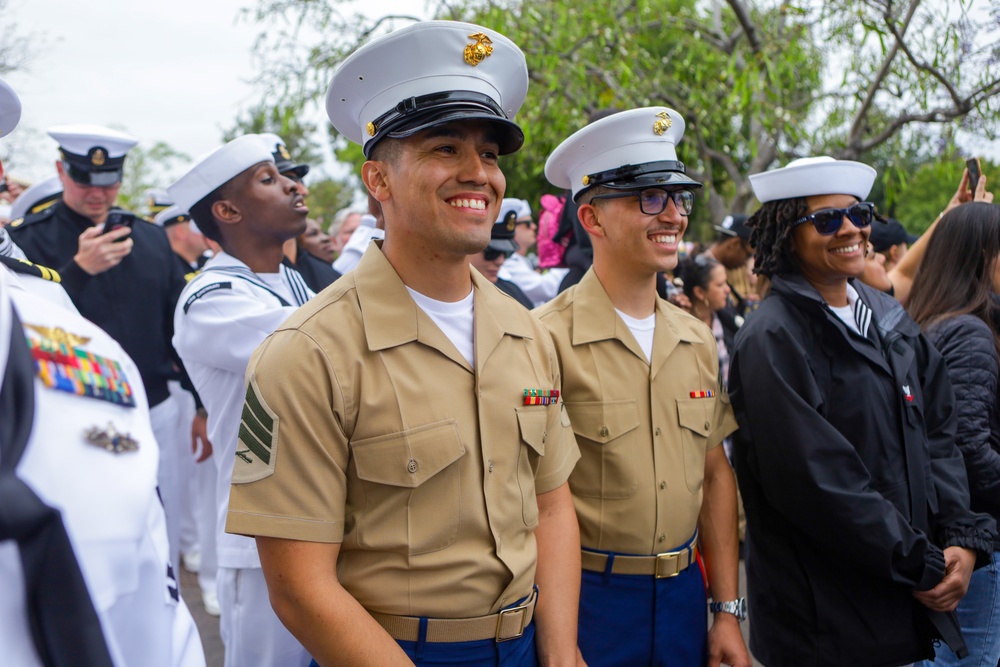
[724,0,761,53]
[848,0,922,145]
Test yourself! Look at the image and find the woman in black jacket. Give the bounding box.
[728,157,996,667]
[908,202,1000,667]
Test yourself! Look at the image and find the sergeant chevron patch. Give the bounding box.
[232,374,278,483]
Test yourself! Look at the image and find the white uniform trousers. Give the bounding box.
[150,395,182,567]
[218,566,312,667]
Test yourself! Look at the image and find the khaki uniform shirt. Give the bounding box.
[534,268,737,554]
[227,245,579,618]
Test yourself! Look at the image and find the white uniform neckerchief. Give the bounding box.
[200,262,311,307]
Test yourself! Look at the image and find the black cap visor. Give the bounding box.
[487,238,519,254]
[575,160,702,202]
[364,91,524,158]
[64,162,122,187]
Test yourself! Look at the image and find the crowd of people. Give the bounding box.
[1,17,999,667]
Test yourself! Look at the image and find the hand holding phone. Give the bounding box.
[103,211,136,243]
[966,157,981,196]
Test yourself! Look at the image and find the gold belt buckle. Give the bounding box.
[495,603,529,642]
[654,549,684,579]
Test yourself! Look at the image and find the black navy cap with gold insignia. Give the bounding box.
[326,20,528,158]
[10,176,62,220]
[48,124,138,187]
[546,106,701,202]
[487,210,520,255]
[0,77,21,137]
[257,133,310,180]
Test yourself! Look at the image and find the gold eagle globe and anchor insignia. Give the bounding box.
[366,121,377,137]
[84,422,139,454]
[278,144,291,160]
[464,33,494,67]
[653,112,672,136]
[91,148,107,166]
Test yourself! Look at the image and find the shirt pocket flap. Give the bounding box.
[676,397,713,437]
[566,400,640,443]
[351,419,466,488]
[516,408,548,456]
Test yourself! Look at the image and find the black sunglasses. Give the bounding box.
[483,248,514,261]
[793,202,876,236]
[590,188,695,216]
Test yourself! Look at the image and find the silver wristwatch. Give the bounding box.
[709,597,747,622]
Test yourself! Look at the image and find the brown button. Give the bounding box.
[658,533,666,543]
[704,421,711,430]
[659,480,666,490]
[407,459,418,474]
[542,431,547,444]
[488,459,495,473]
[599,426,610,437]
[655,427,661,436]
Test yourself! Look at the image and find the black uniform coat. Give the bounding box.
[729,273,995,667]
[9,201,185,407]
[496,277,533,309]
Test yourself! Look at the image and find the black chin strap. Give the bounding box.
[0,306,114,667]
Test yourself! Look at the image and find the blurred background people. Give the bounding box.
[908,202,1000,667]
[469,213,532,309]
[869,217,917,273]
[495,197,567,306]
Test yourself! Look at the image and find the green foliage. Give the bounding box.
[889,155,998,235]
[242,0,1000,242]
[118,141,190,214]
[222,101,324,167]
[304,178,356,226]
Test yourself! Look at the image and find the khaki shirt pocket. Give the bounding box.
[565,400,640,499]
[676,398,713,493]
[350,419,466,555]
[516,408,548,527]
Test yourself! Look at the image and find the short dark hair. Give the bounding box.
[189,184,226,244]
[368,136,404,166]
[576,184,615,207]
[745,197,809,278]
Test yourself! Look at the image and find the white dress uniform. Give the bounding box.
[497,251,568,307]
[173,251,313,667]
[0,267,205,667]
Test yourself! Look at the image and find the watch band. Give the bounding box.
[709,597,747,622]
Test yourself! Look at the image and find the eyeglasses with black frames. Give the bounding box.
[590,188,695,216]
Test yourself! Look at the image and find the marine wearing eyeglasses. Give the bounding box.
[536,106,751,667]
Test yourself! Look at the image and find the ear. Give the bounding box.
[692,284,707,302]
[362,161,391,204]
[211,198,242,228]
[577,203,606,239]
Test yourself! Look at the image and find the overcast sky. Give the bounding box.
[3,0,996,186]
[2,0,428,185]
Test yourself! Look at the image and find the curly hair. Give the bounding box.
[745,197,808,278]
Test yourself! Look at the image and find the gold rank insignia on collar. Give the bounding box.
[84,422,139,454]
[653,111,672,136]
[464,32,494,66]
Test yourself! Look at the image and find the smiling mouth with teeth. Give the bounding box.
[831,243,861,254]
[449,199,487,210]
[649,233,678,244]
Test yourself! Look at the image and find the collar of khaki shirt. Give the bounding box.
[570,268,705,372]
[353,243,537,371]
